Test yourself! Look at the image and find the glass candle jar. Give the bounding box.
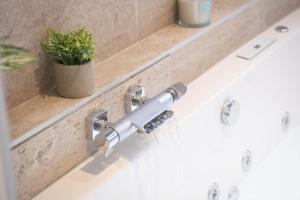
[177,0,212,27]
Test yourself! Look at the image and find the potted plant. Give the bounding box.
[0,36,36,71]
[42,28,96,98]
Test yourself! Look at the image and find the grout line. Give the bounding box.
[10,0,255,149]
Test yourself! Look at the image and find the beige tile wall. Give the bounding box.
[7,0,252,141]
[0,0,176,109]
[138,0,176,38]
[259,0,300,25]
[3,0,294,110]
[11,0,300,199]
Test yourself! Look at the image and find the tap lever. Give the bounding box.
[94,127,120,157]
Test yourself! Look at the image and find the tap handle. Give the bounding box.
[100,142,115,158]
[94,127,120,157]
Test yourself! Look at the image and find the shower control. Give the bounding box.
[227,186,239,200]
[208,183,220,200]
[221,99,240,126]
[241,149,252,172]
[237,37,276,60]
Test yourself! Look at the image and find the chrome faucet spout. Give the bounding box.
[90,82,187,157]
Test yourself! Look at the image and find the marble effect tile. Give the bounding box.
[258,0,300,27]
[138,0,176,39]
[8,0,250,141]
[1,0,139,109]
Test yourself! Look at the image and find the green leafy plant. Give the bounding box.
[0,36,36,71]
[42,28,96,65]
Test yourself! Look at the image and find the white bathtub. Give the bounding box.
[34,8,300,200]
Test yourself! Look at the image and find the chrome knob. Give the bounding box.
[221,99,240,126]
[275,25,289,33]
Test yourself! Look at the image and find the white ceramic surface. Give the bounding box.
[34,8,300,200]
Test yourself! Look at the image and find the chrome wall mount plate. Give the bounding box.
[125,85,147,113]
[86,109,109,142]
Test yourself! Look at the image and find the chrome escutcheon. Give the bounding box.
[208,183,221,200]
[228,186,239,200]
[242,149,252,172]
[281,111,290,131]
[221,99,240,126]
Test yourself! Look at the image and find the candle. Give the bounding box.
[178,0,212,27]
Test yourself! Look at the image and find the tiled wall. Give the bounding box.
[0,0,176,109]
[11,0,300,199]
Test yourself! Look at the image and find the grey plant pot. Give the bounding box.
[54,61,96,98]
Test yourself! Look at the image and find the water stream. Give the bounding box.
[134,118,185,200]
